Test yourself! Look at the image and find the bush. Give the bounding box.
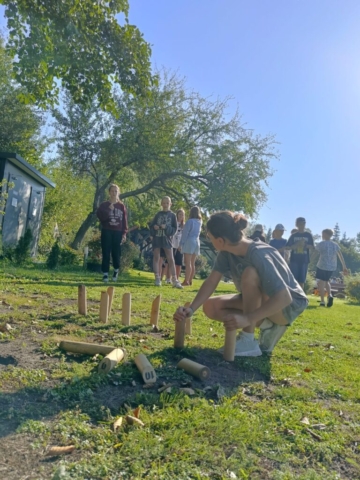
[120,240,140,273]
[46,242,82,270]
[13,228,33,265]
[345,274,360,303]
[304,270,316,295]
[195,254,210,273]
[198,265,211,279]
[133,255,145,271]
[47,241,61,269]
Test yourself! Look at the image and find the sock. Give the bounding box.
[240,331,254,341]
[114,269,119,273]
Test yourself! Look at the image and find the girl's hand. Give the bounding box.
[343,268,349,276]
[173,306,192,322]
[121,235,126,244]
[153,225,159,230]
[223,313,251,331]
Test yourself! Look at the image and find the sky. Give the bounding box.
[1,1,360,238]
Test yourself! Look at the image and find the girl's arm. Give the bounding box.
[337,250,347,272]
[173,270,222,321]
[96,202,110,222]
[122,204,128,234]
[179,220,192,248]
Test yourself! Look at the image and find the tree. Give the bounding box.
[0,37,45,167]
[1,0,153,111]
[333,223,341,242]
[52,73,277,249]
[265,227,272,243]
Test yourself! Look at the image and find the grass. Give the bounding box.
[0,263,359,479]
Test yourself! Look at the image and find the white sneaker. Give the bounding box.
[259,319,287,353]
[165,279,172,285]
[172,280,183,289]
[103,274,109,283]
[112,270,119,282]
[234,334,262,357]
[154,278,162,287]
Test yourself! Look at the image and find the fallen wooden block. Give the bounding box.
[177,358,211,380]
[98,348,124,374]
[134,353,156,384]
[59,340,118,356]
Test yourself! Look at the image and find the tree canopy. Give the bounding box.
[1,0,153,111]
[51,72,277,248]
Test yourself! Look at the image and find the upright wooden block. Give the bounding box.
[134,353,157,384]
[184,302,192,335]
[78,284,87,316]
[223,329,237,362]
[107,287,115,316]
[174,319,186,349]
[122,293,131,326]
[98,348,124,374]
[99,291,109,323]
[150,295,161,326]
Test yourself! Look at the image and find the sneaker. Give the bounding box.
[327,296,334,308]
[233,334,262,357]
[172,280,183,289]
[154,278,162,287]
[112,270,119,282]
[103,274,109,283]
[165,279,172,285]
[259,319,287,353]
[319,302,326,307]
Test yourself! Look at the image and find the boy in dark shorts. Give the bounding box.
[315,229,348,307]
[286,217,314,290]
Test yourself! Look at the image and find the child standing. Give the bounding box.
[96,184,128,282]
[269,224,287,259]
[173,211,307,356]
[149,197,183,288]
[286,217,314,290]
[315,229,348,307]
[163,209,186,283]
[179,206,202,286]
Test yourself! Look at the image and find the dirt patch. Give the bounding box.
[0,337,58,372]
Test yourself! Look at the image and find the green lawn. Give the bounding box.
[0,265,359,480]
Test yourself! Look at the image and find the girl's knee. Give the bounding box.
[203,298,217,319]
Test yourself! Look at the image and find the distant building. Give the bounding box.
[0,152,55,255]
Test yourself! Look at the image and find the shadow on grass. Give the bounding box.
[0,344,272,438]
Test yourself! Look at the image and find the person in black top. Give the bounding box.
[249,224,266,243]
[286,217,314,290]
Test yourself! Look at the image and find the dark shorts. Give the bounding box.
[173,248,183,266]
[316,268,333,281]
[289,262,308,284]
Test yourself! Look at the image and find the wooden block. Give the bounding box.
[184,302,192,334]
[150,295,161,326]
[107,287,115,316]
[98,348,124,374]
[134,353,157,384]
[99,291,109,323]
[174,319,186,349]
[177,358,210,380]
[59,340,118,356]
[223,329,237,362]
[122,292,131,326]
[78,285,87,316]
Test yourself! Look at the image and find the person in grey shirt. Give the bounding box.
[173,210,308,356]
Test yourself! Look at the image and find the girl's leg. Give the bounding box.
[101,229,112,277]
[164,248,176,278]
[153,248,161,279]
[183,253,191,284]
[318,280,325,304]
[111,231,122,271]
[175,264,181,278]
[189,254,196,284]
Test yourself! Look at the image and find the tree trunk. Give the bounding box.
[70,210,97,250]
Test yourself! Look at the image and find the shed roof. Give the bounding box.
[0,152,55,188]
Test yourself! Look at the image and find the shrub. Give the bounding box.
[304,270,316,295]
[199,265,211,279]
[195,254,209,273]
[120,240,140,273]
[133,255,145,271]
[47,241,61,269]
[13,228,33,265]
[345,274,360,303]
[87,232,102,265]
[46,242,82,269]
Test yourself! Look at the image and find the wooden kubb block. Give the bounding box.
[134,353,156,384]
